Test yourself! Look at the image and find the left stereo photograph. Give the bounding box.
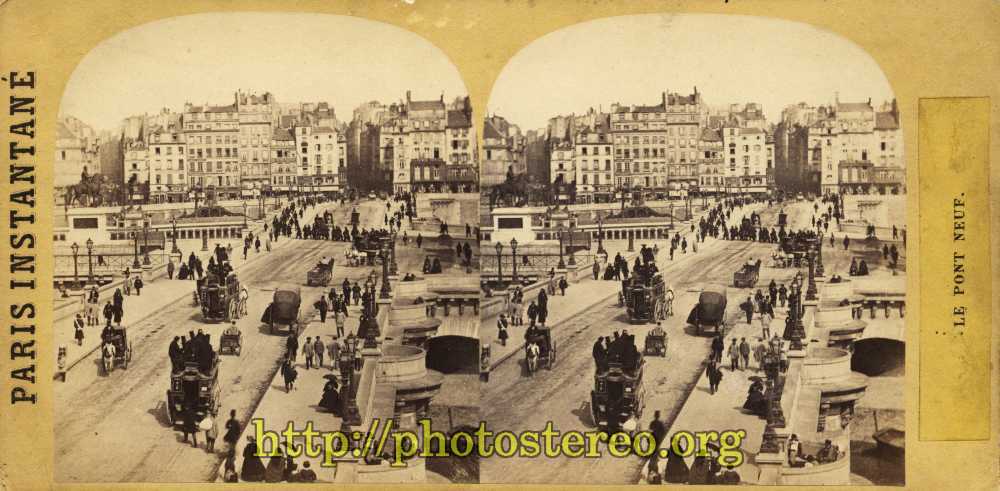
[52,12,481,484]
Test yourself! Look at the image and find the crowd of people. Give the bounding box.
[167,328,218,374]
[592,329,642,373]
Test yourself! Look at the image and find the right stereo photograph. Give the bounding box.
[478,14,905,486]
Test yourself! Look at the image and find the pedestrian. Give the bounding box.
[133,276,143,296]
[103,300,114,326]
[593,261,600,280]
[558,276,568,296]
[728,339,740,371]
[753,338,768,371]
[200,413,219,452]
[739,337,751,369]
[527,301,538,328]
[255,237,261,253]
[328,337,340,368]
[182,408,199,448]
[707,362,723,394]
[316,296,328,323]
[167,260,175,280]
[761,309,772,340]
[497,314,509,347]
[286,333,299,362]
[334,310,346,338]
[649,410,667,448]
[123,268,131,295]
[281,357,297,391]
[223,409,241,452]
[303,337,314,369]
[843,235,850,250]
[711,334,724,364]
[313,337,325,368]
[74,314,85,346]
[741,297,753,325]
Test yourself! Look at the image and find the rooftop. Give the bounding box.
[836,102,873,113]
[875,111,899,130]
[446,110,472,128]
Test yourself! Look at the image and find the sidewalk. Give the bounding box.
[54,199,337,379]
[642,292,794,484]
[218,301,365,482]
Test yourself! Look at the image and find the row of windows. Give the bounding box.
[188,147,239,158]
[614,130,698,144]
[150,159,184,170]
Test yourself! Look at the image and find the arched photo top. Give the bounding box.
[54,11,477,200]
[488,13,895,131]
[483,13,903,200]
[60,12,468,134]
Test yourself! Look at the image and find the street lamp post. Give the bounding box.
[242,201,248,228]
[171,217,180,254]
[494,242,503,285]
[556,226,566,269]
[596,215,606,256]
[142,219,151,266]
[380,247,391,299]
[568,220,577,266]
[86,238,94,286]
[71,242,80,290]
[131,228,141,269]
[510,238,518,284]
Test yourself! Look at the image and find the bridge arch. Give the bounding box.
[426,335,478,374]
[851,337,904,376]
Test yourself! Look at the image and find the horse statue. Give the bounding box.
[64,174,106,207]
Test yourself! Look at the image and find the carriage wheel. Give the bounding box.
[166,391,175,425]
[589,394,600,427]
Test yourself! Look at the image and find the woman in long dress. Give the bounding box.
[241,437,266,482]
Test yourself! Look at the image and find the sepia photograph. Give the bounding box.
[479,14,905,486]
[52,12,480,484]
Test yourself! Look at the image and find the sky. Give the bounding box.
[488,14,895,131]
[59,12,468,133]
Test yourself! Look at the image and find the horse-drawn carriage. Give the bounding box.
[263,287,301,335]
[734,259,761,288]
[525,326,557,374]
[100,325,132,374]
[687,285,728,336]
[625,268,668,324]
[197,272,243,322]
[311,215,330,240]
[219,323,242,356]
[590,359,645,431]
[306,258,334,286]
[643,326,668,357]
[166,358,221,427]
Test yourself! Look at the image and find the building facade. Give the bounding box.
[722,126,774,195]
[610,90,704,197]
[236,91,275,198]
[147,128,186,203]
[270,128,297,194]
[183,103,241,200]
[573,129,614,202]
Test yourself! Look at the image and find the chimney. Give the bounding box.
[406,90,411,103]
[662,91,667,108]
